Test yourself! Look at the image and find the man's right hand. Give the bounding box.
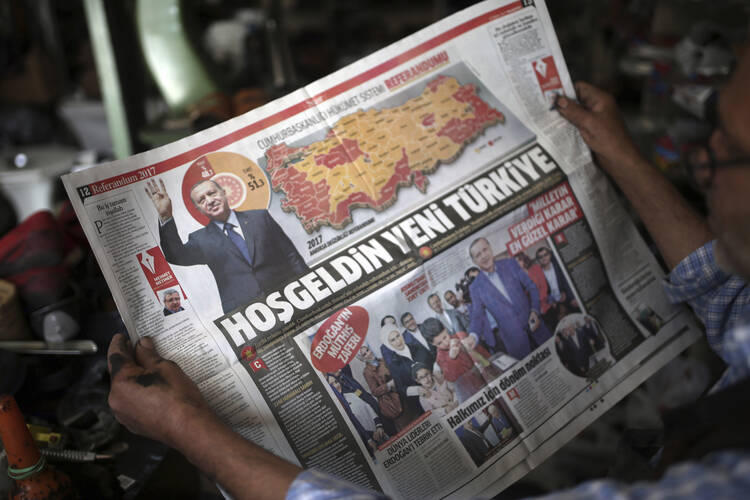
[107,334,214,450]
[145,178,173,222]
[556,83,642,175]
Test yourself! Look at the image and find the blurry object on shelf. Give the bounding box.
[0,211,85,341]
[0,395,77,500]
[29,284,83,343]
[619,43,674,78]
[0,340,97,356]
[0,192,16,238]
[653,118,713,174]
[27,424,65,449]
[0,145,77,221]
[203,9,269,88]
[674,23,735,77]
[0,107,57,147]
[58,357,118,451]
[39,449,114,463]
[0,46,59,105]
[0,350,26,395]
[135,0,221,115]
[58,98,113,156]
[232,88,271,116]
[0,280,32,340]
[672,84,717,119]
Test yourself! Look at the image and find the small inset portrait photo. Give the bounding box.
[554,313,612,379]
[633,304,664,335]
[160,287,186,316]
[454,398,521,467]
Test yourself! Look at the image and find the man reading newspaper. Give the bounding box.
[107,48,750,499]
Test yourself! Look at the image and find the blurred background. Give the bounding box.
[0,0,748,498]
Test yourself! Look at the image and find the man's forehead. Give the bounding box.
[191,181,219,196]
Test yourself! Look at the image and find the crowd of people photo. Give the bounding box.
[318,236,589,457]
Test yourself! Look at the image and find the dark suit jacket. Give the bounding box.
[541,259,576,308]
[468,258,551,360]
[403,329,437,368]
[159,210,308,313]
[560,328,596,377]
[433,308,470,334]
[460,419,492,465]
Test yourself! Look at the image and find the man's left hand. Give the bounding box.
[460,335,477,351]
[107,334,214,450]
[528,311,541,332]
[373,427,387,442]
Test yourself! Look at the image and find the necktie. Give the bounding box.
[224,222,252,264]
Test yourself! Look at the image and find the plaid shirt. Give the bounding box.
[663,241,750,390]
[287,241,750,500]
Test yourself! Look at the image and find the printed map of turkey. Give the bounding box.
[265,75,505,233]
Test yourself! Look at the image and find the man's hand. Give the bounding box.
[107,334,302,500]
[107,334,213,449]
[528,311,541,332]
[460,335,477,351]
[373,427,387,443]
[145,178,173,223]
[556,83,643,174]
[449,338,461,359]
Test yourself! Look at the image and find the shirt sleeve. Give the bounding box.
[662,240,750,357]
[525,450,750,500]
[286,469,388,500]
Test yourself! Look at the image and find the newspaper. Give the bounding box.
[62,1,702,498]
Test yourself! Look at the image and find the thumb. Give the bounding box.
[555,95,591,131]
[135,337,163,368]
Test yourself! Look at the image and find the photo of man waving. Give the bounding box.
[146,177,308,314]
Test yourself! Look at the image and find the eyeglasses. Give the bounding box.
[683,138,750,190]
[681,92,750,190]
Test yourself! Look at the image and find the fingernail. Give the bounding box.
[556,96,568,109]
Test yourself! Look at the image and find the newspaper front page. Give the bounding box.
[63,1,701,497]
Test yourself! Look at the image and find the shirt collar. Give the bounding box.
[212,210,239,230]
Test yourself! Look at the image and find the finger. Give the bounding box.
[159,178,167,194]
[108,333,136,378]
[147,179,156,193]
[574,81,606,108]
[135,337,163,368]
[555,95,592,130]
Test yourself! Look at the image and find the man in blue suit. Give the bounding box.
[467,237,551,360]
[146,178,308,314]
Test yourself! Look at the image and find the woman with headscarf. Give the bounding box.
[379,325,429,416]
[357,343,419,432]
